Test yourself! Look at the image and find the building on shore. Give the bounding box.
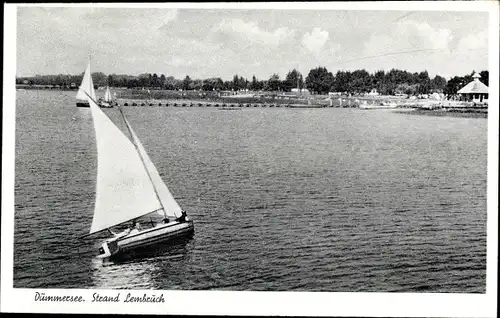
[457,72,488,103]
[291,88,311,95]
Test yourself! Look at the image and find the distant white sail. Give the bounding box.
[76,62,97,101]
[123,115,183,219]
[104,86,112,102]
[87,95,162,234]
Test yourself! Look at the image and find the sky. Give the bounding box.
[16,5,490,81]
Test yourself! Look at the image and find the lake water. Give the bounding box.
[13,89,487,292]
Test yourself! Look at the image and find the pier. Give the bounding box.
[114,99,356,108]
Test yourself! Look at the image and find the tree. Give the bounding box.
[463,71,474,87]
[479,70,489,86]
[91,72,107,87]
[232,74,240,91]
[250,75,259,91]
[138,73,151,88]
[164,76,178,90]
[444,76,463,96]
[205,77,224,91]
[182,75,192,90]
[416,70,431,94]
[305,67,334,94]
[333,70,352,93]
[239,76,247,90]
[126,78,139,89]
[222,80,233,91]
[284,69,304,92]
[107,75,114,87]
[192,79,203,91]
[152,73,159,88]
[202,79,211,91]
[160,74,166,89]
[350,69,372,93]
[430,75,447,93]
[266,73,281,91]
[395,83,418,96]
[372,70,385,93]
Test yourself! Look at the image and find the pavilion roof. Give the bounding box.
[458,78,488,94]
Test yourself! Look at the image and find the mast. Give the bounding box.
[116,105,168,220]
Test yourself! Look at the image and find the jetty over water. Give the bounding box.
[114,99,357,108]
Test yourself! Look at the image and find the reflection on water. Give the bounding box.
[92,257,156,289]
[92,236,194,289]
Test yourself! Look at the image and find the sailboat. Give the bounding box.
[75,61,97,107]
[99,86,114,108]
[83,92,194,259]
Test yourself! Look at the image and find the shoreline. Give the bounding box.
[17,88,490,116]
[394,109,488,119]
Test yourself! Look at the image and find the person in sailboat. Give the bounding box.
[129,220,142,234]
[176,210,189,223]
[111,220,142,237]
[108,227,132,238]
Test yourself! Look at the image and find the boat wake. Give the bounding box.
[96,233,194,265]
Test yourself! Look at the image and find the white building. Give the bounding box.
[328,92,342,96]
[457,72,488,103]
[291,88,310,95]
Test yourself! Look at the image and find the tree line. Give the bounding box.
[16,67,488,96]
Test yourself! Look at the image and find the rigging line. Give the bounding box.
[79,208,164,239]
[335,46,486,67]
[359,11,414,37]
[393,11,414,23]
[116,103,169,220]
[335,48,445,65]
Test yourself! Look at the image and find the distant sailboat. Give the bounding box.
[75,61,97,107]
[99,86,114,108]
[82,92,194,259]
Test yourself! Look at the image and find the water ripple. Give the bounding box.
[13,91,487,292]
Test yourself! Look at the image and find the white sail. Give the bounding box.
[76,62,97,101]
[87,95,162,234]
[104,86,112,102]
[123,116,183,219]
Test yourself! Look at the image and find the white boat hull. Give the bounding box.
[99,101,114,108]
[359,104,398,109]
[78,100,113,108]
[97,220,194,259]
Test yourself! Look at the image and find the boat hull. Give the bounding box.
[359,103,398,109]
[99,101,114,108]
[97,220,194,259]
[77,101,114,108]
[76,101,90,107]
